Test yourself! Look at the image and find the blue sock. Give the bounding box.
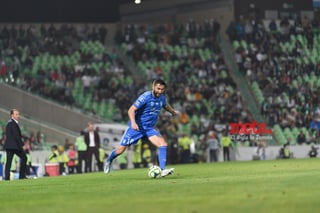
[107,150,117,163]
[158,146,167,170]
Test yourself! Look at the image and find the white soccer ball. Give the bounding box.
[148,165,162,178]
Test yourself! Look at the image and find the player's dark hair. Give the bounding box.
[152,79,166,87]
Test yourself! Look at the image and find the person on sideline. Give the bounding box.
[75,130,87,173]
[132,142,142,168]
[104,79,178,177]
[48,145,59,163]
[0,152,19,180]
[3,109,27,180]
[207,132,220,162]
[84,122,103,172]
[221,131,232,161]
[67,144,78,174]
[57,145,69,175]
[178,133,192,163]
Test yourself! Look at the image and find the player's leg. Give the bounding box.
[148,131,174,177]
[107,145,127,164]
[104,128,142,174]
[104,145,127,174]
[148,135,167,169]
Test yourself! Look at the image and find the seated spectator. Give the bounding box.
[297,131,306,145]
[279,143,291,159]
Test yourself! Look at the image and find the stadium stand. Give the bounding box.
[0,24,133,121]
[228,14,320,145]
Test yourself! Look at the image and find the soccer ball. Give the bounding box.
[148,165,162,178]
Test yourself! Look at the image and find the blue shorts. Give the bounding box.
[119,127,161,146]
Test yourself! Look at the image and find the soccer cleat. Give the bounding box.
[161,168,175,177]
[104,161,111,174]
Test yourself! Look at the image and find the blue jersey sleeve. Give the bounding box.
[133,91,149,109]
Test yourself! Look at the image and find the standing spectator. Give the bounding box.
[29,131,37,148]
[23,138,32,152]
[207,132,220,162]
[297,131,306,145]
[221,131,232,161]
[168,137,179,164]
[81,71,92,95]
[64,138,71,151]
[117,150,128,170]
[67,144,78,174]
[142,143,151,168]
[75,131,87,173]
[99,147,106,170]
[25,149,38,177]
[3,109,27,180]
[84,122,102,172]
[132,143,142,168]
[256,140,266,160]
[178,133,192,163]
[0,58,7,78]
[143,137,158,166]
[36,131,43,144]
[29,131,37,145]
[0,152,19,180]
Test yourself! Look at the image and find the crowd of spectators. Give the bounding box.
[227,14,320,144]
[0,23,140,120]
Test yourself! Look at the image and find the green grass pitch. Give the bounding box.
[1,158,320,213]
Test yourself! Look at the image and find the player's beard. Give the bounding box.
[152,90,161,98]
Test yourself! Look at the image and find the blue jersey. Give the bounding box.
[130,91,167,129]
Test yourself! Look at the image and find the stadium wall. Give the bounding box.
[0,83,105,134]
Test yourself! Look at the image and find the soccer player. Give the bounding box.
[104,79,178,177]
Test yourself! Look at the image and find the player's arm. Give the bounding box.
[163,104,179,117]
[128,105,139,130]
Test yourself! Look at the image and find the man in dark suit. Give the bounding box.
[4,109,27,180]
[84,122,103,172]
